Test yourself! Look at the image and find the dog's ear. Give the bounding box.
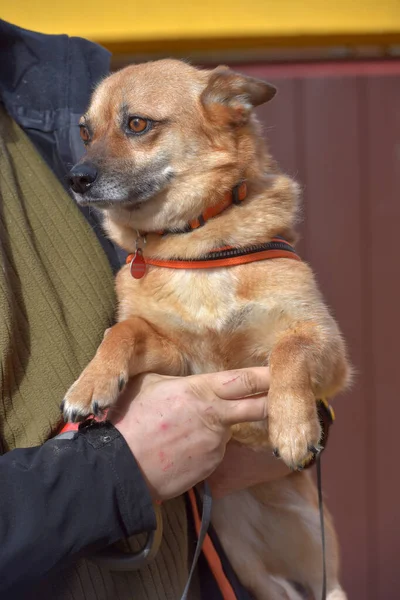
[201,66,277,126]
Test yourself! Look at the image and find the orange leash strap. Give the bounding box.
[145,248,300,270]
[127,238,300,278]
[187,487,237,600]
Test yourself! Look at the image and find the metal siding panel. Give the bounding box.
[256,77,308,259]
[244,73,308,254]
[365,74,400,600]
[254,79,299,176]
[226,62,400,599]
[300,76,370,600]
[243,67,371,599]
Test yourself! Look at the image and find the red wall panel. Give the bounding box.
[234,60,400,600]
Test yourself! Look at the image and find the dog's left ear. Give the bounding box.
[201,66,277,126]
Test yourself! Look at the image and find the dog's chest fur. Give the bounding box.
[116,260,310,374]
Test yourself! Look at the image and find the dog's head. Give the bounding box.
[68,59,276,233]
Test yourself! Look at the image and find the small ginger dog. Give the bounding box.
[64,59,350,600]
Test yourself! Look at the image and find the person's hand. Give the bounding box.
[207,440,290,499]
[109,368,269,501]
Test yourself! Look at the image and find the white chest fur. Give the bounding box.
[117,263,291,373]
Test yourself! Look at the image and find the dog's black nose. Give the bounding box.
[68,163,98,194]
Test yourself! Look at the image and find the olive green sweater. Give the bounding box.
[0,107,194,599]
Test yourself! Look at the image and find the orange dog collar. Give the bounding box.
[153,181,248,237]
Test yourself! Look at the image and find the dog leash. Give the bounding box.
[311,400,334,600]
[316,452,327,600]
[181,481,213,600]
[184,455,328,600]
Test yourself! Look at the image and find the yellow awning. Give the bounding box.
[3,0,400,51]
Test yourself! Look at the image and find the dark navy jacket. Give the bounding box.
[0,19,122,271]
[0,20,157,596]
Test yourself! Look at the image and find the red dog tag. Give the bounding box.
[129,249,146,279]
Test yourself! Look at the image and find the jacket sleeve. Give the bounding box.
[0,421,156,592]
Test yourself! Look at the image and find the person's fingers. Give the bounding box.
[199,367,270,400]
[218,394,268,425]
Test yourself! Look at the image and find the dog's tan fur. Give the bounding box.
[64,59,350,599]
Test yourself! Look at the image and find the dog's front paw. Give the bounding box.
[268,390,321,470]
[61,358,128,423]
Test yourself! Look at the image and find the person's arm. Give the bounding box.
[0,367,271,593]
[0,421,155,592]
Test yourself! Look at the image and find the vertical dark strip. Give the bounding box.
[358,74,378,600]
[301,75,369,599]
[294,76,308,258]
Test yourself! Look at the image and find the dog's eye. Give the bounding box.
[128,117,150,134]
[79,126,91,144]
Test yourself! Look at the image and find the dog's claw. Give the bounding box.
[118,376,126,392]
[272,448,280,458]
[92,401,102,418]
[308,444,322,455]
